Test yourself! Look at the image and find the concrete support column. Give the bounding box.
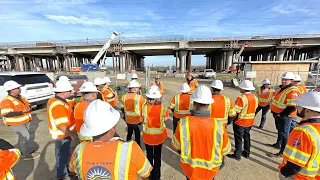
[277,48,286,61]
[119,53,125,73]
[186,50,192,72]
[179,50,188,73]
[175,51,179,71]
[226,50,233,69]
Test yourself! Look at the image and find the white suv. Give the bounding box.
[0,72,54,107]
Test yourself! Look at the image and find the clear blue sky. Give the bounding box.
[1,0,318,66]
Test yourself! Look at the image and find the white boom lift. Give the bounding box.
[91,30,122,64]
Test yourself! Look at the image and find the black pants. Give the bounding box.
[173,116,180,134]
[126,123,141,146]
[145,143,163,180]
[233,123,252,158]
[255,105,270,128]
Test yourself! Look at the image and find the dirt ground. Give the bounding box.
[2,77,283,180]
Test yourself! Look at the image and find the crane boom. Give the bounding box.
[91,30,121,64]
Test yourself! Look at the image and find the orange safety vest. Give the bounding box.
[122,93,146,124]
[103,87,117,107]
[150,81,165,96]
[69,140,153,180]
[210,94,236,127]
[234,93,258,127]
[297,83,307,94]
[46,96,76,139]
[184,79,199,94]
[0,95,32,126]
[270,85,301,118]
[0,148,20,180]
[256,88,276,107]
[66,96,76,108]
[170,93,193,119]
[278,122,320,180]
[74,100,92,142]
[171,116,231,180]
[141,104,169,146]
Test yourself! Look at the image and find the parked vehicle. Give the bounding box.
[0,72,54,106]
[56,74,88,96]
[200,69,216,79]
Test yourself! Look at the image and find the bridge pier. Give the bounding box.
[226,50,234,69]
[179,50,188,73]
[277,48,286,61]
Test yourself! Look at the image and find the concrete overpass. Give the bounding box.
[1,34,320,73]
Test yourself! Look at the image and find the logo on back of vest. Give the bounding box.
[292,138,301,147]
[86,166,111,179]
[292,93,299,98]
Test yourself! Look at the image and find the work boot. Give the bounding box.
[266,143,280,149]
[23,152,41,160]
[241,151,250,159]
[267,152,283,158]
[227,154,241,161]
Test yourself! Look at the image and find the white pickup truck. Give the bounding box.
[200,69,216,79]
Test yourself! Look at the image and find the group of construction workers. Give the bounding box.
[0,70,319,180]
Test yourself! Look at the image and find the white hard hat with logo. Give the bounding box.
[103,77,111,83]
[59,75,70,81]
[4,80,22,91]
[281,72,295,80]
[190,85,214,104]
[53,80,74,92]
[262,79,271,85]
[294,91,320,112]
[94,77,105,86]
[210,80,224,90]
[180,83,191,93]
[79,82,99,93]
[238,80,255,91]
[294,74,302,82]
[80,99,120,137]
[131,73,138,79]
[146,85,162,99]
[128,80,141,88]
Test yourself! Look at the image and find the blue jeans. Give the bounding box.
[278,116,294,154]
[55,136,72,179]
[219,157,225,170]
[255,105,270,128]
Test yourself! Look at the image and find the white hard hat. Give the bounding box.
[210,80,224,90]
[262,79,271,85]
[294,91,320,112]
[238,80,255,91]
[146,85,162,99]
[294,74,302,82]
[58,75,70,81]
[190,85,214,104]
[155,75,160,79]
[79,82,99,93]
[94,77,105,86]
[128,80,140,88]
[53,80,74,92]
[103,77,111,83]
[281,72,295,80]
[131,73,138,79]
[3,80,22,91]
[80,99,120,137]
[180,83,191,93]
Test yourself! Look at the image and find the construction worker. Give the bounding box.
[172,85,231,180]
[94,77,107,101]
[293,74,307,94]
[47,80,78,180]
[278,91,320,180]
[255,79,276,129]
[0,139,21,180]
[121,80,146,146]
[102,77,117,107]
[69,100,152,179]
[169,83,193,133]
[150,75,165,96]
[0,80,40,160]
[59,75,77,109]
[184,72,199,95]
[130,73,142,95]
[209,80,236,127]
[227,80,258,160]
[74,82,98,142]
[141,85,169,180]
[267,72,301,158]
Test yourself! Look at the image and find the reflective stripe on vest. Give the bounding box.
[2,96,31,125]
[77,132,92,141]
[272,86,297,109]
[238,95,255,120]
[180,116,223,169]
[210,95,230,122]
[74,142,87,179]
[105,88,115,102]
[123,94,141,117]
[174,95,192,115]
[258,89,273,103]
[114,141,133,180]
[142,105,167,134]
[5,170,15,180]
